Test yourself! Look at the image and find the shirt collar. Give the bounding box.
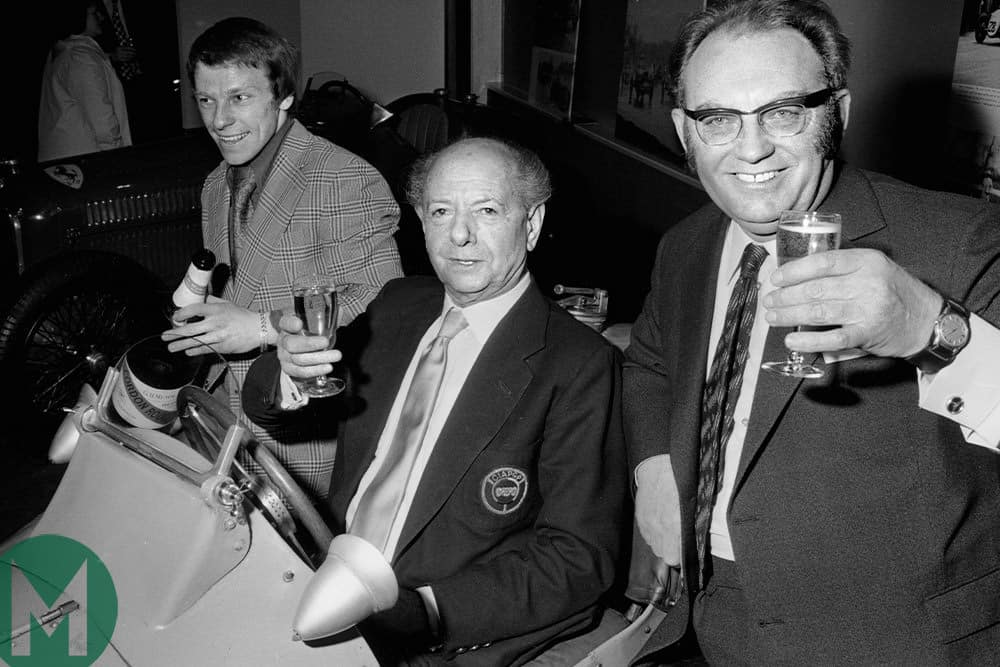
[226,117,293,196]
[722,221,777,286]
[441,272,532,344]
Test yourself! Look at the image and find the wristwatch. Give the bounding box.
[904,296,971,373]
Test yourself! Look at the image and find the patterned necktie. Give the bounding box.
[226,167,256,281]
[109,0,141,81]
[694,243,768,588]
[350,307,469,556]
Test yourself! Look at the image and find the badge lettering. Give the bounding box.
[481,467,528,515]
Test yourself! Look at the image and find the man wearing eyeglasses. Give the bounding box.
[624,0,1000,664]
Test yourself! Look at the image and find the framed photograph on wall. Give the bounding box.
[528,46,576,117]
[614,0,704,167]
[945,0,1000,201]
[498,0,581,117]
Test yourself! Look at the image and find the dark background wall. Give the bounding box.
[832,0,966,191]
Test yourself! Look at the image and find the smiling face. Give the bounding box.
[418,140,544,307]
[671,28,850,238]
[193,62,293,166]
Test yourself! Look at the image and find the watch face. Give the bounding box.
[939,313,970,348]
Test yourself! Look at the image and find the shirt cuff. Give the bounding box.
[634,453,672,489]
[415,585,442,640]
[918,313,1000,449]
[278,371,309,410]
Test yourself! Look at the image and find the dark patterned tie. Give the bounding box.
[350,308,468,557]
[226,167,256,282]
[109,0,141,81]
[694,243,768,588]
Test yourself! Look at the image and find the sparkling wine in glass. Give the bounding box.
[292,275,345,397]
[761,210,842,379]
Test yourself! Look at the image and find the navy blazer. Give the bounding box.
[625,165,1000,664]
[245,276,628,665]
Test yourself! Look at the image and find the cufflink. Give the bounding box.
[279,371,309,410]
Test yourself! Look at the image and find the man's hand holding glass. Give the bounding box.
[763,247,943,360]
[276,314,344,390]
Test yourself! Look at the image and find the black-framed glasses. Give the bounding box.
[683,88,837,146]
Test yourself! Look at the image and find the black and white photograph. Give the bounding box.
[946,0,1000,200]
[1,1,1000,665]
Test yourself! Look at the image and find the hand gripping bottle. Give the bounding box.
[171,249,215,326]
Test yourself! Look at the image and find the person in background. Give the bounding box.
[96,0,181,143]
[100,0,140,94]
[625,0,1000,664]
[38,0,131,162]
[163,17,403,500]
[242,137,628,665]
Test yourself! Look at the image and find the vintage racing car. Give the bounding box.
[0,337,397,665]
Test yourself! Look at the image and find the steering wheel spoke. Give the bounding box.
[176,386,333,563]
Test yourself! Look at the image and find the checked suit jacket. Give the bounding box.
[244,276,628,666]
[201,118,403,499]
[625,165,1000,665]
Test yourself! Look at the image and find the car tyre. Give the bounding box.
[0,251,166,459]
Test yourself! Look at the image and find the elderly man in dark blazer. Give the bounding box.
[242,137,627,665]
[625,1,1000,665]
[163,18,403,500]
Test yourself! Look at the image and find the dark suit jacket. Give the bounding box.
[625,165,1000,665]
[202,119,403,498]
[244,276,628,666]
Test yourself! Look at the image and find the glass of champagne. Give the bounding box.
[292,274,345,397]
[761,210,842,379]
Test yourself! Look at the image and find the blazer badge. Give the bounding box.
[481,467,528,515]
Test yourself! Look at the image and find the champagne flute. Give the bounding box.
[761,210,842,379]
[292,275,345,397]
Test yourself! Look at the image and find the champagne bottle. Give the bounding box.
[111,336,201,430]
[171,249,215,326]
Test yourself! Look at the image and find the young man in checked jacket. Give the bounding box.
[163,17,403,499]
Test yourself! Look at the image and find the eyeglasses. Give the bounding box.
[683,88,837,146]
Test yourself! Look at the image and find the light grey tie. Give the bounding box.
[350,307,469,555]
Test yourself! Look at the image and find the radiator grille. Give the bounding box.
[70,220,203,285]
[54,183,206,284]
[83,185,201,230]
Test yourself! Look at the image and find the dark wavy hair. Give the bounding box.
[186,17,300,109]
[406,137,553,214]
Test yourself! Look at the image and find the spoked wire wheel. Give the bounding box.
[0,252,165,457]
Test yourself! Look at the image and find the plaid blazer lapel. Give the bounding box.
[229,121,311,310]
[202,164,230,277]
